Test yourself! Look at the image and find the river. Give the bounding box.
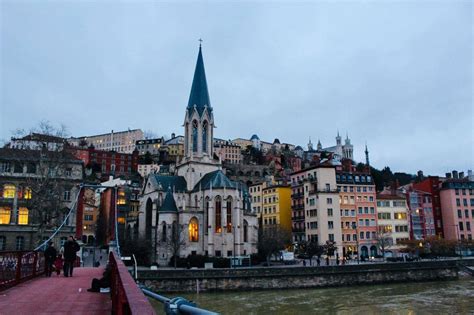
[150,278,474,314]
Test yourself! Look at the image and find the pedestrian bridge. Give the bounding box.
[0,251,155,314]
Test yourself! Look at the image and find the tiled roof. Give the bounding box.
[160,188,178,212]
[151,175,187,193]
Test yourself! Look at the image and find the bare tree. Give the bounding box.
[165,221,187,268]
[258,225,291,266]
[300,240,324,265]
[12,122,82,245]
[376,231,393,260]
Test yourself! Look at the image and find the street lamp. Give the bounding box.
[352,222,359,264]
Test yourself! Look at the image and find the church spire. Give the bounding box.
[187,43,212,116]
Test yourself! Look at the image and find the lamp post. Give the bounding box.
[352,222,359,264]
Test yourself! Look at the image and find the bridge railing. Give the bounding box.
[109,251,156,315]
[0,251,45,291]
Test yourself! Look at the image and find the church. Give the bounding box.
[138,45,258,265]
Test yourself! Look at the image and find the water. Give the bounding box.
[150,279,474,314]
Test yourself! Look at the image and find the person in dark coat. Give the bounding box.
[44,242,57,277]
[63,236,80,277]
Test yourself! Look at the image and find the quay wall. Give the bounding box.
[138,260,459,293]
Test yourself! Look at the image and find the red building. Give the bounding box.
[71,147,139,178]
[413,176,444,237]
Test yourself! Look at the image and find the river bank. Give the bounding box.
[139,260,462,293]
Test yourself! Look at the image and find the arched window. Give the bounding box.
[0,207,11,224]
[3,184,15,199]
[194,195,198,209]
[192,120,198,152]
[226,197,232,233]
[243,220,248,243]
[145,198,153,241]
[188,217,199,242]
[215,196,222,233]
[202,121,208,153]
[161,221,167,242]
[205,197,210,235]
[18,207,28,225]
[24,187,32,199]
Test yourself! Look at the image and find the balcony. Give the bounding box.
[292,204,304,210]
[308,189,339,195]
[291,193,304,198]
[292,228,305,233]
[292,216,305,221]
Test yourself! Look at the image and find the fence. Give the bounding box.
[0,251,45,291]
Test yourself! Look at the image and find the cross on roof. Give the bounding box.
[198,38,203,47]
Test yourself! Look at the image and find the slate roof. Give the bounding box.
[160,188,179,212]
[187,46,212,117]
[250,134,260,140]
[192,170,236,192]
[151,175,187,193]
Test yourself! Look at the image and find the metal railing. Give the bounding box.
[109,251,156,315]
[141,287,219,315]
[0,251,45,291]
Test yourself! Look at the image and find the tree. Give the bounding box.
[324,240,337,258]
[258,226,291,266]
[376,231,393,260]
[14,122,81,245]
[300,240,324,265]
[165,222,187,268]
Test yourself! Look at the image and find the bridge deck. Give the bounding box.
[0,267,111,314]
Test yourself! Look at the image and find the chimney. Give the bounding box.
[459,172,464,179]
[417,170,424,178]
[452,170,458,179]
[171,133,175,139]
[446,173,452,179]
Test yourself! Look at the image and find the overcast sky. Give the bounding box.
[1,1,472,175]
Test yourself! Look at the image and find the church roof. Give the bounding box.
[151,175,187,193]
[160,188,178,212]
[187,46,212,117]
[192,170,236,192]
[250,134,260,140]
[295,145,303,150]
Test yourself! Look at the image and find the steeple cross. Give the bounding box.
[198,38,203,47]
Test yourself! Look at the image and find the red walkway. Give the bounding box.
[0,268,111,315]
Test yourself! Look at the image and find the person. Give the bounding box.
[63,235,80,277]
[326,256,330,266]
[44,242,57,277]
[317,257,321,266]
[87,264,112,293]
[336,253,340,266]
[303,259,306,267]
[54,254,64,276]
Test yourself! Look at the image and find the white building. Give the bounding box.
[70,129,143,154]
[138,46,258,265]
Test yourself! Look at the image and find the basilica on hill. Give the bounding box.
[138,45,258,265]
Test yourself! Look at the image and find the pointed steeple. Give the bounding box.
[317,139,322,151]
[187,44,212,117]
[160,186,178,212]
[336,130,341,145]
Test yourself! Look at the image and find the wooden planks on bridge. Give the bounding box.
[0,267,111,315]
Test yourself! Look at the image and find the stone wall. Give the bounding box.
[139,260,459,293]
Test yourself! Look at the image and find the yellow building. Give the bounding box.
[262,185,292,233]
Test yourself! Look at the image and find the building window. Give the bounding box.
[16,236,24,250]
[0,207,11,224]
[18,208,29,225]
[23,187,32,199]
[328,234,334,241]
[117,191,126,205]
[243,220,248,242]
[3,184,15,199]
[0,162,11,173]
[328,221,334,229]
[63,190,71,201]
[202,121,208,153]
[458,209,462,218]
[0,236,5,250]
[215,197,222,233]
[189,217,199,242]
[226,199,232,233]
[162,222,167,242]
[327,208,333,216]
[327,198,332,204]
[26,163,36,174]
[192,120,198,152]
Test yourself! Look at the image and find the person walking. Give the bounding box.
[63,236,80,277]
[54,254,64,276]
[44,242,57,277]
[317,257,321,266]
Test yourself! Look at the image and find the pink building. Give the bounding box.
[440,178,474,241]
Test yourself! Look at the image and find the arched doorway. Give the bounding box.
[361,246,368,258]
[370,245,377,257]
[145,198,153,241]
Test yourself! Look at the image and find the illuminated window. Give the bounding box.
[188,217,199,242]
[117,217,125,224]
[3,184,15,199]
[226,199,232,233]
[0,207,11,224]
[215,197,222,233]
[117,191,126,205]
[18,207,28,225]
[24,187,32,200]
